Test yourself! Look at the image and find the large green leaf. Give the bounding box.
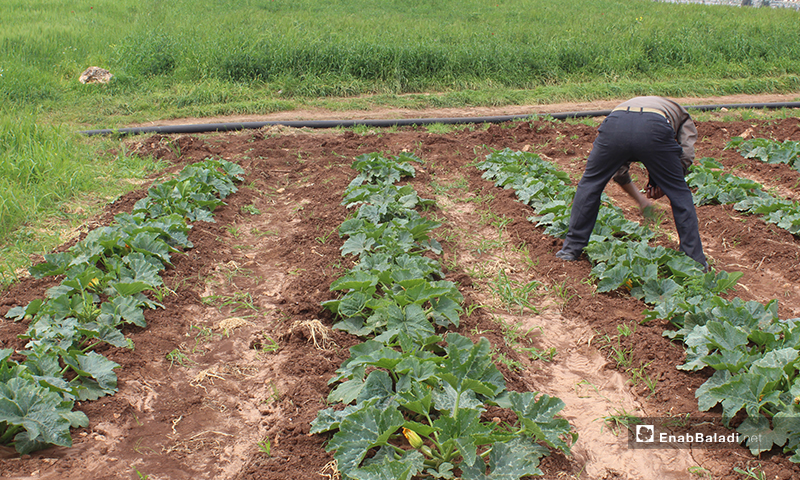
[596,263,630,293]
[460,437,545,480]
[326,401,405,473]
[396,382,434,417]
[100,295,147,328]
[126,232,175,266]
[430,296,462,328]
[375,304,435,352]
[704,320,749,353]
[332,340,384,382]
[28,253,75,278]
[62,351,120,399]
[356,347,406,372]
[736,414,789,455]
[640,278,683,305]
[328,378,366,405]
[330,271,380,292]
[696,370,732,412]
[348,449,424,480]
[0,377,76,453]
[432,382,485,417]
[356,370,395,405]
[121,252,164,286]
[748,348,799,385]
[508,391,574,453]
[439,334,505,399]
[342,233,377,257]
[310,404,364,435]
[338,291,371,318]
[702,349,757,374]
[706,373,781,418]
[432,407,488,466]
[19,349,75,397]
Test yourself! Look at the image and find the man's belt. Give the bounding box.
[611,106,666,118]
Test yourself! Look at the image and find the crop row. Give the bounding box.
[311,152,576,480]
[477,148,800,461]
[688,156,800,236]
[728,137,800,173]
[1,159,245,454]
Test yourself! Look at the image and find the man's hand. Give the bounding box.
[646,185,665,199]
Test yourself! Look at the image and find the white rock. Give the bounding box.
[79,66,113,84]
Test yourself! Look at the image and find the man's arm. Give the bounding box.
[621,181,653,209]
[676,116,698,175]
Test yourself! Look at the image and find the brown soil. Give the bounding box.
[2,101,800,480]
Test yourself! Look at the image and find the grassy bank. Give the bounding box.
[3,0,799,124]
[0,110,164,285]
[1,0,799,285]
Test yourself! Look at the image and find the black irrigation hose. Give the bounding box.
[78,101,800,137]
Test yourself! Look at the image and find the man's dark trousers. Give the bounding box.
[560,110,706,267]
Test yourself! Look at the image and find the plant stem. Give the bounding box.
[0,425,22,444]
[82,341,102,353]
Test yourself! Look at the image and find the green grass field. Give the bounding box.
[1,0,799,285]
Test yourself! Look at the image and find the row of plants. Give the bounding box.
[687,157,800,236]
[477,148,800,461]
[311,152,576,480]
[727,137,800,173]
[1,158,245,454]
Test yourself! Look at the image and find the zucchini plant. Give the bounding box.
[726,137,800,172]
[687,157,800,236]
[315,152,576,480]
[1,158,244,454]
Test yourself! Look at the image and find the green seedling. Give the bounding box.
[479,210,512,231]
[240,204,262,215]
[490,270,540,314]
[315,227,337,244]
[258,437,271,456]
[152,285,177,302]
[250,227,280,237]
[166,349,197,369]
[473,237,505,254]
[254,335,280,354]
[492,347,525,372]
[189,325,221,353]
[642,204,667,231]
[687,466,712,478]
[224,224,242,238]
[733,466,766,480]
[511,242,539,269]
[265,380,281,404]
[628,362,657,397]
[521,346,557,363]
[464,302,485,317]
[548,280,576,310]
[617,323,635,337]
[599,407,640,437]
[201,291,260,314]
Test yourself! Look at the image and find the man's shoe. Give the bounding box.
[555,250,579,261]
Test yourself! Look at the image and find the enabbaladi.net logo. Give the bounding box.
[627,417,767,450]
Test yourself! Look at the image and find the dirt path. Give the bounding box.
[131,93,800,126]
[2,111,800,480]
